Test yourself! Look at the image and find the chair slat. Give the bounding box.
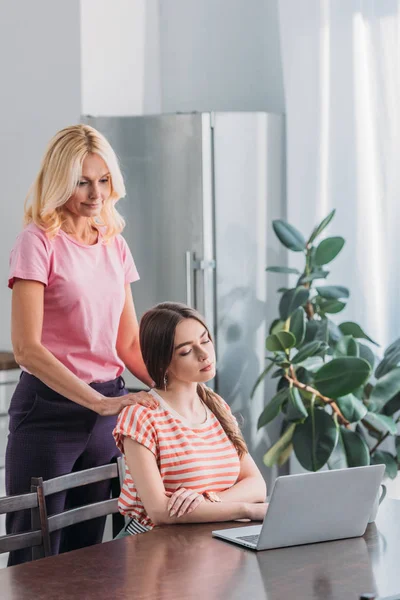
[0,492,38,514]
[40,463,118,496]
[47,498,118,532]
[0,530,43,554]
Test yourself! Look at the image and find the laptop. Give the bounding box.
[212,464,385,551]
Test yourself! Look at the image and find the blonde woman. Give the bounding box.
[6,125,157,565]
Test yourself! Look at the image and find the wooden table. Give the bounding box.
[0,499,399,600]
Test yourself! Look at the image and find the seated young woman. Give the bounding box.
[113,302,267,534]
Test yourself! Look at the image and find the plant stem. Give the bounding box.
[286,366,350,427]
[303,248,315,319]
[304,301,315,320]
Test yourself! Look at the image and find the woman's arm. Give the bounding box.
[124,437,267,526]
[115,284,154,388]
[11,280,155,415]
[217,453,267,503]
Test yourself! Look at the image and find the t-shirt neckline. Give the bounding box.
[59,228,102,248]
[150,389,211,429]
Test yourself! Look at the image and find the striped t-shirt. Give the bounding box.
[113,388,241,528]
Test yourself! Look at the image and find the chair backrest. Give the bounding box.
[0,490,49,558]
[31,458,124,539]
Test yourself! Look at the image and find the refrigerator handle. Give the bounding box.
[185,251,216,309]
[185,251,194,307]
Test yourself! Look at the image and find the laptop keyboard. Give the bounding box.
[237,534,259,545]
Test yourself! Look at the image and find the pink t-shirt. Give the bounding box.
[8,223,140,383]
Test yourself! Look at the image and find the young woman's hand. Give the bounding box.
[165,487,205,518]
[98,391,159,416]
[246,502,269,521]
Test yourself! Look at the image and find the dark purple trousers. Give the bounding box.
[5,372,126,566]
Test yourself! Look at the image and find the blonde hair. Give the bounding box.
[24,124,126,241]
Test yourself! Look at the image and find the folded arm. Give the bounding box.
[217,453,267,503]
[123,437,267,526]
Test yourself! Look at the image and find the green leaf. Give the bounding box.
[383,393,400,416]
[266,266,300,274]
[270,351,286,363]
[308,209,336,245]
[327,318,343,344]
[369,367,400,413]
[263,423,296,467]
[336,394,367,423]
[303,319,332,345]
[395,436,400,462]
[318,299,346,314]
[340,429,370,467]
[339,322,379,347]
[286,388,308,422]
[363,412,398,435]
[293,409,339,471]
[257,388,289,429]
[292,341,328,364]
[371,450,398,479]
[250,362,275,398]
[289,308,306,347]
[316,286,350,300]
[266,331,296,352]
[375,340,400,378]
[376,354,400,379]
[335,335,359,358]
[358,343,375,370]
[277,376,290,391]
[298,269,329,284]
[269,319,285,335]
[277,443,293,467]
[297,356,324,373]
[279,287,310,321]
[271,368,285,379]
[314,237,345,266]
[314,357,371,398]
[272,220,306,252]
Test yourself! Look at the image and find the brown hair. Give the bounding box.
[140,302,248,458]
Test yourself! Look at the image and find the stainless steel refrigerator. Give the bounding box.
[84,112,286,481]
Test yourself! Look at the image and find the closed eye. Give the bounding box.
[179,349,192,356]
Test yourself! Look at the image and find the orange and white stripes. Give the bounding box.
[113,390,241,528]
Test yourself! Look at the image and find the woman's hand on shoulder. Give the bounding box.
[98,391,159,416]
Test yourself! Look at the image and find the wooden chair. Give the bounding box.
[0,488,50,559]
[31,458,125,555]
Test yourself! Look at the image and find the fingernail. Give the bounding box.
[170,510,176,516]
[177,511,183,517]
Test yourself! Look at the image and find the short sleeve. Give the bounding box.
[118,235,140,284]
[8,230,49,289]
[113,405,157,456]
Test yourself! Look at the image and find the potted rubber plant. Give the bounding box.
[254,210,400,478]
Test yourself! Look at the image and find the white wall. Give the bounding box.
[0,1,81,350]
[80,0,284,116]
[81,0,161,116]
[159,0,284,114]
